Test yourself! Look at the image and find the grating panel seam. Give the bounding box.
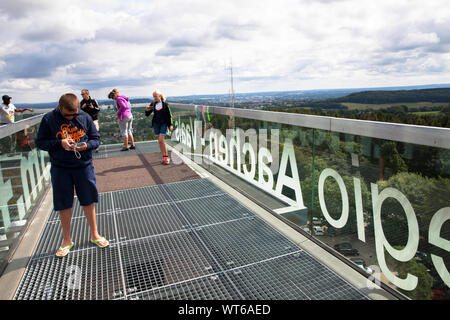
[186,216,255,232]
[46,192,227,223]
[30,211,117,260]
[117,226,216,298]
[27,239,121,262]
[108,176,207,194]
[191,180,368,298]
[117,216,254,247]
[47,210,112,223]
[47,192,114,221]
[295,246,370,299]
[113,192,227,214]
[33,180,233,263]
[163,179,369,300]
[46,183,225,222]
[123,250,303,300]
[114,272,219,301]
[110,192,128,300]
[118,260,220,300]
[246,214,303,249]
[14,177,370,300]
[116,228,190,246]
[158,183,246,299]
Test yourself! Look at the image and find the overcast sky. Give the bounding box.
[0,0,449,103]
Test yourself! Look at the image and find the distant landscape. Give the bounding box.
[14,83,450,109]
[14,84,450,128]
[263,87,450,128]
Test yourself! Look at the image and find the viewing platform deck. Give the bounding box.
[0,141,391,300]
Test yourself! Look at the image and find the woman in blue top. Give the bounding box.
[145,89,173,164]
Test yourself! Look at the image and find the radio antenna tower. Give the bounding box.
[225,58,236,128]
[230,59,235,109]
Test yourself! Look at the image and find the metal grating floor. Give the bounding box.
[14,178,369,300]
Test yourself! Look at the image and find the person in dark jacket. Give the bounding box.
[80,89,100,130]
[145,89,173,164]
[36,93,109,257]
[80,89,100,152]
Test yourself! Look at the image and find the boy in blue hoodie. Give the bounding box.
[36,93,109,257]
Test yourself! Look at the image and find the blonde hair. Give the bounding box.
[152,89,165,102]
[81,88,89,95]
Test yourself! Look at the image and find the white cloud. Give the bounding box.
[0,0,449,103]
[0,79,34,90]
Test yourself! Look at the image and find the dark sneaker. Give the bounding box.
[121,147,129,151]
[129,145,136,150]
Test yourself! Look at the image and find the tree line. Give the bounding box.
[265,105,450,128]
[332,88,450,104]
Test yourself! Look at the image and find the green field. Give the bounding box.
[411,111,441,115]
[341,102,446,110]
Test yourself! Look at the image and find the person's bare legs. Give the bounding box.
[83,203,108,246]
[158,134,167,156]
[122,136,128,149]
[128,133,135,147]
[56,208,73,256]
[59,208,73,247]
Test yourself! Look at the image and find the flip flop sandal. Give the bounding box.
[90,237,109,248]
[56,242,74,257]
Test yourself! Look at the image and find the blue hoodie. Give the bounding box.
[36,108,100,168]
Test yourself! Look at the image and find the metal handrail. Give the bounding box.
[0,113,45,140]
[2,104,449,149]
[171,103,450,149]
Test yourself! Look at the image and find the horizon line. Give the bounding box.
[12,83,450,105]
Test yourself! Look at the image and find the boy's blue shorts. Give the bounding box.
[50,164,98,211]
[153,123,167,136]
